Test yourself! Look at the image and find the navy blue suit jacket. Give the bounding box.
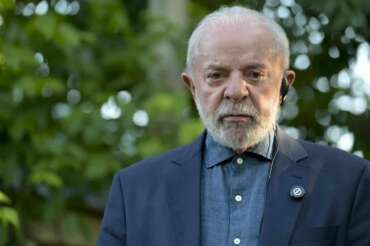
[98,129,370,246]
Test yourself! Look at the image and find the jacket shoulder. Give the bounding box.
[116,141,197,179]
[298,139,370,170]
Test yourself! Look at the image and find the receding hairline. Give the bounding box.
[185,6,290,74]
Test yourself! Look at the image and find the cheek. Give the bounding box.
[252,87,280,117]
[195,86,225,113]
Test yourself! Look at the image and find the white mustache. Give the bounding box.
[216,100,259,120]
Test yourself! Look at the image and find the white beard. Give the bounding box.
[195,98,279,152]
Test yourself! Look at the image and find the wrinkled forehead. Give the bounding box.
[194,20,281,67]
[203,25,274,49]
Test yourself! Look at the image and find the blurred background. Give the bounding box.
[0,0,369,245]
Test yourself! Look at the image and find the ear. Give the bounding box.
[279,70,296,105]
[285,69,295,88]
[181,72,196,98]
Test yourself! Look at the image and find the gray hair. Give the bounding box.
[185,6,290,73]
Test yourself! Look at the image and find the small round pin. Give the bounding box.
[290,185,306,199]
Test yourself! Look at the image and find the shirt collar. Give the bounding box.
[204,130,275,169]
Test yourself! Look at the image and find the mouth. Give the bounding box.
[220,114,253,123]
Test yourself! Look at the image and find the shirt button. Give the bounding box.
[236,157,244,165]
[233,237,241,245]
[234,195,242,202]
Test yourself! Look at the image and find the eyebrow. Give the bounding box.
[241,63,267,70]
[205,64,229,70]
[205,62,268,71]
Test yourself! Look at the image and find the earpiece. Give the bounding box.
[280,75,289,104]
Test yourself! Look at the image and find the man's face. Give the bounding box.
[182,21,294,152]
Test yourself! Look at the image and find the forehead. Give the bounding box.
[194,21,281,70]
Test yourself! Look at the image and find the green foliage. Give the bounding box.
[0,191,19,245]
[0,0,369,244]
[0,207,19,230]
[179,119,204,145]
[0,0,14,11]
[0,191,11,205]
[0,0,193,244]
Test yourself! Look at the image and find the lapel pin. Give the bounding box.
[290,185,306,200]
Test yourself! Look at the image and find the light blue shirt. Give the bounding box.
[201,131,275,246]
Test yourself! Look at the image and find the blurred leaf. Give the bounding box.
[15,76,65,97]
[28,14,58,40]
[0,44,37,72]
[30,170,63,189]
[0,207,19,230]
[56,23,81,47]
[0,192,11,205]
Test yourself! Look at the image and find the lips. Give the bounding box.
[220,114,253,123]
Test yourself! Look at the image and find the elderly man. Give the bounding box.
[98,6,370,246]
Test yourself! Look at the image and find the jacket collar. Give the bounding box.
[169,127,308,166]
[203,130,275,168]
[169,131,205,166]
[276,127,308,163]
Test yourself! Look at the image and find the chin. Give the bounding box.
[214,121,273,151]
[224,128,259,149]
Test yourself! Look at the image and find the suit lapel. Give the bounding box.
[259,128,315,246]
[165,133,205,246]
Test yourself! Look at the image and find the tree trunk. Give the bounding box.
[148,0,188,92]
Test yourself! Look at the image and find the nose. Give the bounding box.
[224,73,249,102]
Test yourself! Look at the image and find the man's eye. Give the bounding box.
[248,71,265,81]
[207,72,223,80]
